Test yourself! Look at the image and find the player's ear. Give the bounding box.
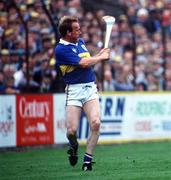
[67,30,72,36]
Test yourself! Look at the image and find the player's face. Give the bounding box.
[70,22,81,43]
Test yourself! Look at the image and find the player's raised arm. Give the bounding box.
[79,48,110,68]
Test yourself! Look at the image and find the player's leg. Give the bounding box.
[82,98,101,170]
[66,105,82,166]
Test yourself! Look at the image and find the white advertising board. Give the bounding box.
[78,93,171,143]
[78,94,134,142]
[131,93,171,139]
[53,94,68,144]
[0,95,16,147]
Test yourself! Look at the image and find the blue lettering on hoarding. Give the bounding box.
[78,96,125,139]
[78,114,83,139]
[116,98,125,116]
[162,121,171,131]
[105,98,113,116]
[100,132,121,135]
[7,106,12,120]
[101,119,122,123]
[78,112,89,139]
[86,119,89,138]
[101,97,125,116]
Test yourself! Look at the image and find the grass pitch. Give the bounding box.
[1,141,171,180]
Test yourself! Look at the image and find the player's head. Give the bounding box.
[59,16,81,43]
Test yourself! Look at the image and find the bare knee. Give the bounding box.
[66,122,78,136]
[67,128,77,136]
[90,118,100,132]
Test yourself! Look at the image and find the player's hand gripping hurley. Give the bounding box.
[102,16,115,48]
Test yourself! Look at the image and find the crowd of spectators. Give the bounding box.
[0,0,171,93]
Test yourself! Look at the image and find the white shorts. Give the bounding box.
[65,82,99,107]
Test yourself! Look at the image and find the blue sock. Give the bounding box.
[83,153,93,164]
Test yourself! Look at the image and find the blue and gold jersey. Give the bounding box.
[55,38,95,84]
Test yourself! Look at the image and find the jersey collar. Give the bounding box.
[59,38,78,46]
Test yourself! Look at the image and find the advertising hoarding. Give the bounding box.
[53,94,68,144]
[16,94,54,146]
[1,93,171,148]
[131,94,171,139]
[0,95,16,147]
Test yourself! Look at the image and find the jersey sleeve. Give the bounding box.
[55,46,81,66]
